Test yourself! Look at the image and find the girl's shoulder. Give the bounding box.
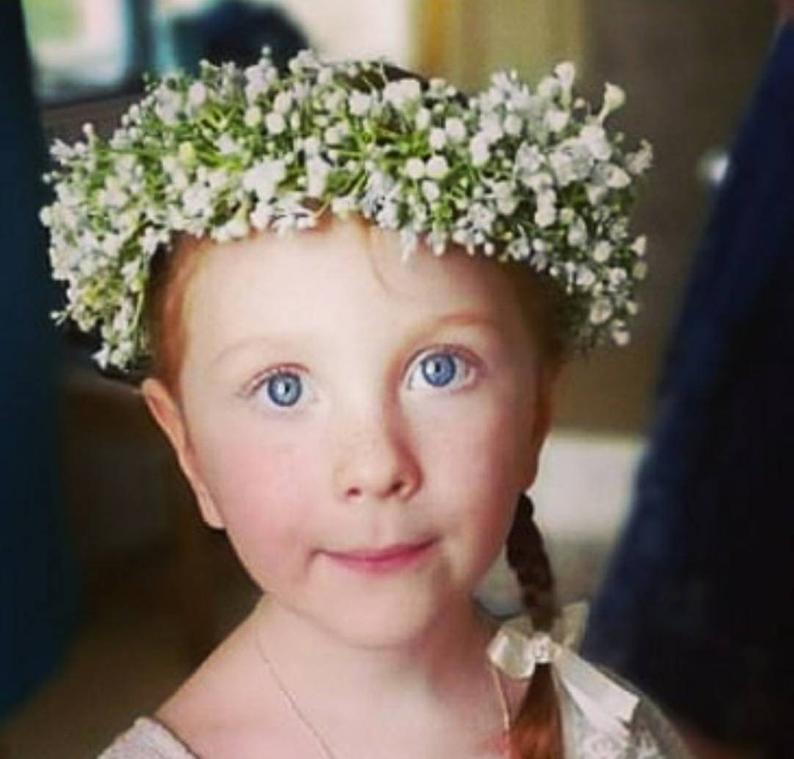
[97,716,197,759]
[559,664,694,759]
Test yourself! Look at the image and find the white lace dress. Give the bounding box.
[98,668,693,759]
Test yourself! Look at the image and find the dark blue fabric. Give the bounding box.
[583,23,794,751]
[0,1,80,721]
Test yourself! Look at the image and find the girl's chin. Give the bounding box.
[309,590,473,651]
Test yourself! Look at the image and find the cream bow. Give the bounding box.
[487,602,639,742]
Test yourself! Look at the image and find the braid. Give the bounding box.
[504,492,564,759]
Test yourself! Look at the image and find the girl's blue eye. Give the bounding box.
[409,349,474,390]
[260,371,303,407]
[421,353,457,387]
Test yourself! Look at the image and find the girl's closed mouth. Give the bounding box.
[323,538,438,574]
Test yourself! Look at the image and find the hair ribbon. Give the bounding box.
[487,602,640,743]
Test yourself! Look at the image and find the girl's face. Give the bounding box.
[143,220,554,647]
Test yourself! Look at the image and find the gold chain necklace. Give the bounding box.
[254,626,512,759]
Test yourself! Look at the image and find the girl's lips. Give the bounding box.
[323,538,437,574]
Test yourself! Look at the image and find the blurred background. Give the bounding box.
[0,1,783,757]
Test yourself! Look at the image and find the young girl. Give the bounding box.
[42,51,689,758]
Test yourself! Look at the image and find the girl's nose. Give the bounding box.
[331,409,422,505]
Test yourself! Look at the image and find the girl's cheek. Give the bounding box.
[196,426,319,534]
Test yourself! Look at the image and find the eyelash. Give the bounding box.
[242,344,482,408]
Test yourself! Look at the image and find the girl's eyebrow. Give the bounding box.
[211,311,502,369]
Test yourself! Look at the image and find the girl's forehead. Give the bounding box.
[184,220,527,344]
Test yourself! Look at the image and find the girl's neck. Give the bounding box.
[249,593,500,722]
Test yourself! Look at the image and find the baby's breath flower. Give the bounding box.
[592,240,613,264]
[631,235,648,256]
[266,112,286,135]
[626,141,654,175]
[470,134,491,167]
[244,106,263,127]
[589,298,614,326]
[415,108,432,131]
[349,91,372,117]
[406,157,425,180]
[504,113,523,137]
[445,117,467,143]
[188,81,208,108]
[40,49,651,371]
[599,83,627,122]
[422,180,440,203]
[429,128,447,151]
[426,156,449,180]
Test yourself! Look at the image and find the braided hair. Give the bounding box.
[505,492,564,759]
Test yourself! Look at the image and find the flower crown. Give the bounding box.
[40,49,652,372]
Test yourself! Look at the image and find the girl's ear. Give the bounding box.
[140,378,225,530]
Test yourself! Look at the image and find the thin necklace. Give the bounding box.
[253,626,513,759]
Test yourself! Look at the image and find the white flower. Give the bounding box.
[429,128,447,150]
[589,298,614,325]
[586,179,608,206]
[274,91,293,113]
[302,136,321,156]
[154,89,182,125]
[504,113,523,137]
[384,78,422,109]
[349,91,372,116]
[567,218,588,248]
[545,109,570,133]
[102,177,128,208]
[426,155,449,180]
[323,124,345,145]
[244,106,262,127]
[538,76,560,100]
[525,172,554,194]
[243,158,286,199]
[188,81,207,108]
[492,181,519,215]
[331,195,356,216]
[468,202,496,233]
[216,134,238,155]
[406,157,425,180]
[470,134,491,167]
[306,156,332,197]
[580,124,612,161]
[479,113,504,143]
[224,215,250,239]
[422,180,440,202]
[611,325,631,346]
[576,264,597,289]
[592,240,613,263]
[415,108,432,131]
[554,62,576,93]
[626,140,653,175]
[599,83,626,121]
[266,112,286,135]
[606,165,631,189]
[631,235,648,256]
[534,195,557,228]
[182,183,212,217]
[515,143,544,184]
[244,63,276,101]
[140,227,162,255]
[608,267,628,287]
[445,117,467,143]
[633,260,648,280]
[550,149,577,187]
[250,201,273,230]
